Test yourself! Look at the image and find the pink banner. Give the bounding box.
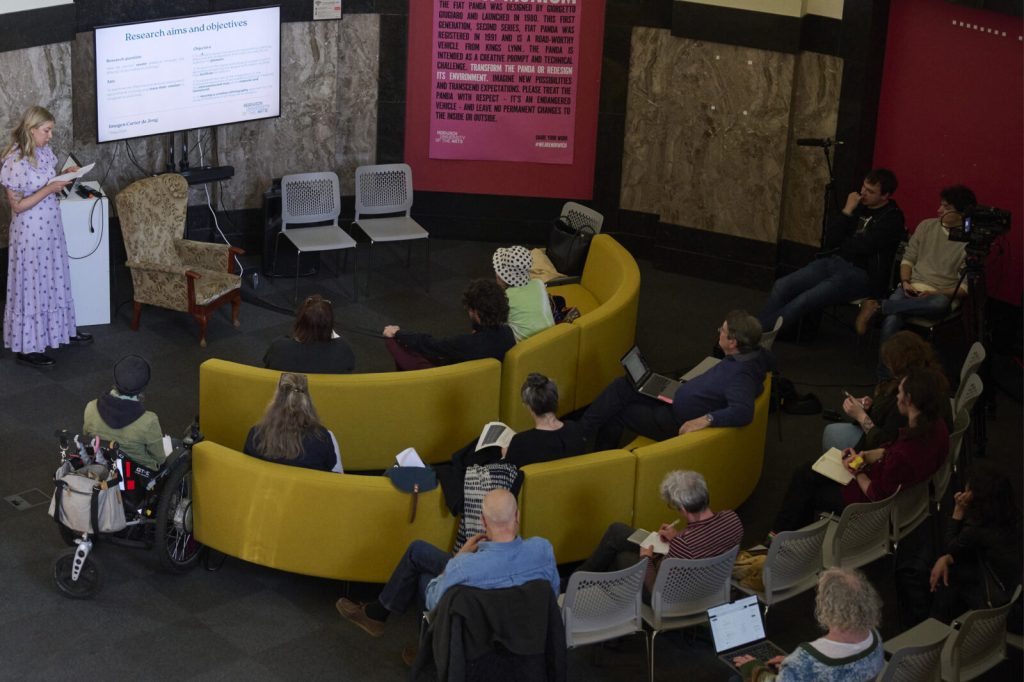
[429,0,580,164]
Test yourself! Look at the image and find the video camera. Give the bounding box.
[949,204,1011,247]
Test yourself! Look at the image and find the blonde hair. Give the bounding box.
[250,373,325,460]
[3,106,55,165]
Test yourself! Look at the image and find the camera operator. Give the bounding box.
[856,186,976,373]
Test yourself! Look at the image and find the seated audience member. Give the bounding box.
[83,354,167,471]
[382,278,515,371]
[930,461,1022,624]
[243,372,342,473]
[492,245,555,342]
[856,185,976,348]
[335,489,559,643]
[822,331,950,453]
[735,567,884,681]
[758,168,906,333]
[263,294,355,374]
[575,471,742,595]
[770,367,949,535]
[580,310,772,451]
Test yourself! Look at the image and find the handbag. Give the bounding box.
[547,219,595,276]
[384,466,438,523]
[48,463,127,534]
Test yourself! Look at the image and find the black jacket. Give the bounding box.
[412,580,567,682]
[395,324,515,366]
[823,201,906,297]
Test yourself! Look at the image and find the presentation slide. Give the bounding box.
[95,7,281,143]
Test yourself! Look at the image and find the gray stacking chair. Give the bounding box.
[952,374,983,423]
[560,201,604,233]
[890,481,931,548]
[353,163,429,294]
[760,316,784,352]
[559,558,648,673]
[879,617,951,681]
[952,342,985,410]
[940,585,1022,681]
[733,518,827,619]
[822,490,898,569]
[277,172,357,302]
[642,545,739,682]
[932,411,969,513]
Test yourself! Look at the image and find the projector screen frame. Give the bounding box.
[93,5,282,144]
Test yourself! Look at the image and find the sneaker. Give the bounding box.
[336,597,385,637]
[401,643,418,668]
[855,299,881,336]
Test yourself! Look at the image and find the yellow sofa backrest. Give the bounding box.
[499,322,580,431]
[518,449,636,564]
[631,375,772,530]
[192,441,456,583]
[548,234,640,410]
[198,358,501,470]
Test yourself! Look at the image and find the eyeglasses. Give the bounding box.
[303,296,332,305]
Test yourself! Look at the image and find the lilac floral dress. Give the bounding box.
[2,145,76,353]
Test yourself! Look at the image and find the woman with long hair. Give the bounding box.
[930,461,1022,623]
[243,373,342,472]
[823,331,949,452]
[263,294,355,373]
[2,105,92,367]
[771,367,950,535]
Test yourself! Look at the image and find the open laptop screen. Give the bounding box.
[620,346,648,384]
[708,595,767,653]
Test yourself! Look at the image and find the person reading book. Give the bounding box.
[439,373,586,516]
[573,470,743,597]
[769,367,949,537]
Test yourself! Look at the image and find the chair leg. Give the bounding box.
[231,292,241,328]
[366,243,374,297]
[131,301,142,330]
[649,629,659,682]
[425,238,431,293]
[293,250,300,303]
[194,311,208,347]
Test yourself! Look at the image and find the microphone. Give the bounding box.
[796,138,844,147]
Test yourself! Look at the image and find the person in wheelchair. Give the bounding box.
[82,354,167,472]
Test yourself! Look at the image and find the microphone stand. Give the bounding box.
[817,140,838,251]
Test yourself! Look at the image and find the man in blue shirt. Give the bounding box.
[337,489,559,638]
[580,310,773,451]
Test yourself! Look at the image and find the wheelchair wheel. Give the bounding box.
[53,550,102,599]
[155,458,201,572]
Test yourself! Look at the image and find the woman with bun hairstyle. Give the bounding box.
[244,373,342,473]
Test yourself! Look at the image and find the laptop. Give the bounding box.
[709,595,787,672]
[620,345,681,403]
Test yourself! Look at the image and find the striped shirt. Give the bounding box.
[645,510,744,591]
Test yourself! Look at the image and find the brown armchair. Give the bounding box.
[115,173,243,346]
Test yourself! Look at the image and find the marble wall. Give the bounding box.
[0,15,379,247]
[779,50,843,247]
[620,27,841,247]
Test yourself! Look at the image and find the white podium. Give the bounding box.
[59,181,110,326]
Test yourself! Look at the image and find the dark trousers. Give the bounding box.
[378,540,451,615]
[385,338,437,372]
[771,458,846,533]
[576,522,642,574]
[580,377,680,451]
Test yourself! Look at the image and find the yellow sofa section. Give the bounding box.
[518,449,636,563]
[499,321,580,431]
[548,234,641,411]
[630,375,772,531]
[198,358,501,470]
[191,441,456,583]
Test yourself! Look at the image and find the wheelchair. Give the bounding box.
[50,425,204,599]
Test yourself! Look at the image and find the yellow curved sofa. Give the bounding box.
[191,441,457,583]
[548,233,641,410]
[199,358,501,470]
[629,375,773,531]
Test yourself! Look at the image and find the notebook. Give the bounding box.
[709,595,787,671]
[620,345,681,403]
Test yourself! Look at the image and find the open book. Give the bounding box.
[626,520,679,555]
[813,447,855,485]
[474,421,515,452]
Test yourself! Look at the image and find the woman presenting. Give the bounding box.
[2,105,92,367]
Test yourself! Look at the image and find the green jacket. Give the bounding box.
[83,399,166,470]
